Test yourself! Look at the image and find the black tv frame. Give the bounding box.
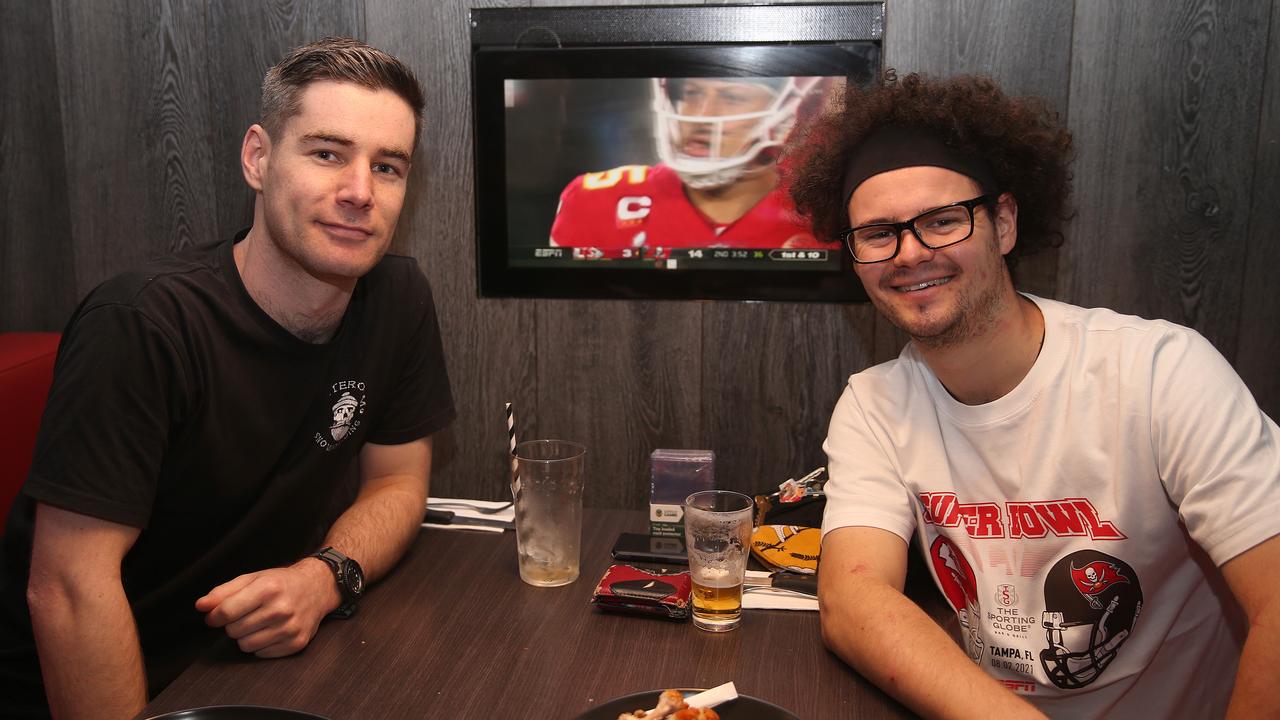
[470,3,883,303]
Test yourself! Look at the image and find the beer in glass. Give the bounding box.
[684,490,753,631]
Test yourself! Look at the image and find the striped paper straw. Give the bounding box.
[506,402,519,496]
[505,402,517,457]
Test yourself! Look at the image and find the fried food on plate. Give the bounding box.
[617,689,720,720]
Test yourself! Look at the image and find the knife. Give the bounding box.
[743,572,818,597]
[423,508,513,530]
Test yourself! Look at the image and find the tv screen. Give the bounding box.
[471,5,882,302]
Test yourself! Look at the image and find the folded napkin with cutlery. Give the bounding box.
[742,570,818,611]
[422,497,515,532]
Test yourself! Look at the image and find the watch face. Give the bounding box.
[342,560,365,599]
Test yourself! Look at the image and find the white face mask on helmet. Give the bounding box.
[651,76,821,190]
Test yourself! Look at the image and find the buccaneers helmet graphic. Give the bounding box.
[1040,549,1143,689]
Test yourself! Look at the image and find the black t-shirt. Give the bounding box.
[0,235,455,715]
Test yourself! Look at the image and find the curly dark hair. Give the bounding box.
[786,71,1074,268]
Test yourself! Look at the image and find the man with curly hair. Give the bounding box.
[790,73,1280,718]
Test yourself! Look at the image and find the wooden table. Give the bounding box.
[141,509,950,719]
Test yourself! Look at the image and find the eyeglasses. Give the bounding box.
[838,194,996,264]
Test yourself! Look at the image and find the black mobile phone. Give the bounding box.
[610,532,688,565]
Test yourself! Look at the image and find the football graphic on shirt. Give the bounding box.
[1040,549,1143,689]
[929,535,984,663]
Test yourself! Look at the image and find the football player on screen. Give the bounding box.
[549,76,836,255]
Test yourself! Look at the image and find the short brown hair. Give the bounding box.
[261,36,424,146]
[786,71,1074,269]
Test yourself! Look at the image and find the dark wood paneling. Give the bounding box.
[1236,0,1280,420]
[0,0,77,330]
[1063,1,1271,360]
[51,0,217,299]
[206,0,366,243]
[368,0,540,503]
[871,312,911,364]
[886,0,1074,111]
[538,299,703,509]
[702,302,879,498]
[886,0,1075,304]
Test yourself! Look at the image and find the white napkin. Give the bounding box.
[742,570,818,611]
[422,497,515,534]
[685,682,738,709]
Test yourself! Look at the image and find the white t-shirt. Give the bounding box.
[822,295,1280,719]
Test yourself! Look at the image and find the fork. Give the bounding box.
[428,500,514,514]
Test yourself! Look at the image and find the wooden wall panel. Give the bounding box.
[0,0,77,330]
[538,299,703,508]
[886,0,1074,108]
[367,0,540,503]
[1236,0,1280,420]
[50,0,217,299]
[206,1,366,243]
[702,302,878,498]
[1063,1,1271,359]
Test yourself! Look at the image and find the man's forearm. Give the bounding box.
[320,475,426,582]
[196,441,432,656]
[28,579,147,719]
[822,576,1045,720]
[196,477,428,656]
[1225,603,1280,719]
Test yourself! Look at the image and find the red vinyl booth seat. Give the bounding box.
[0,333,60,531]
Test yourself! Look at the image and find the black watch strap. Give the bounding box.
[310,546,362,619]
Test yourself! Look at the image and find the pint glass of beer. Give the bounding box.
[684,490,753,631]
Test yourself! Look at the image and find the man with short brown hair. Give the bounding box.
[0,37,454,719]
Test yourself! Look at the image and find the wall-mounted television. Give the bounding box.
[470,4,883,302]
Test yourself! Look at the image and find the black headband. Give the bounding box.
[840,125,999,207]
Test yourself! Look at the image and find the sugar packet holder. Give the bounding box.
[590,564,691,621]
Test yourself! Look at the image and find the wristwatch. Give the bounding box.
[310,546,364,619]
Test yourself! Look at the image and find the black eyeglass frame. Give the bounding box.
[838,194,998,264]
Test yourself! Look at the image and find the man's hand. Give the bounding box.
[195,557,340,658]
[196,437,432,659]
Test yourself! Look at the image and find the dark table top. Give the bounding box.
[140,509,949,719]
